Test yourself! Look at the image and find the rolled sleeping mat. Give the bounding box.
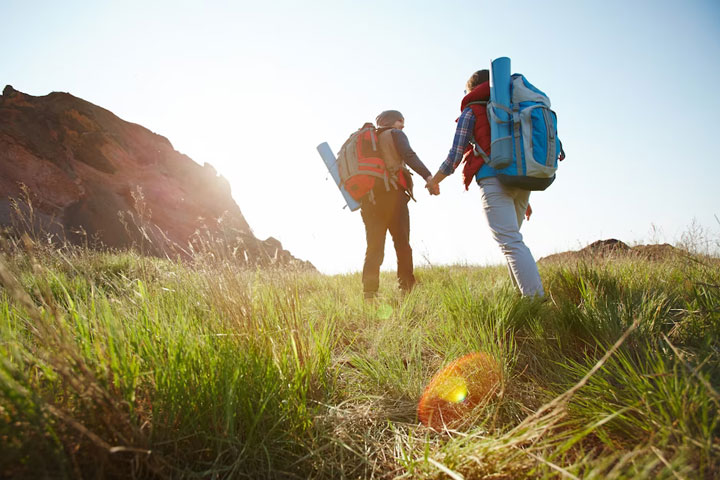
[317,142,361,211]
[489,57,513,169]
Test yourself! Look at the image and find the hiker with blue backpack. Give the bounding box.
[426,61,564,297]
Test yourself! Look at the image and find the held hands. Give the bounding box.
[426,171,448,196]
[425,177,440,196]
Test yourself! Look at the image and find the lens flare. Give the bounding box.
[376,303,393,320]
[437,376,468,403]
[418,352,502,430]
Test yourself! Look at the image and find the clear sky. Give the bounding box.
[2,0,719,274]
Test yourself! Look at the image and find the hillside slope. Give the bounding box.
[0,85,309,267]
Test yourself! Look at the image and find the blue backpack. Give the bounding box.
[487,74,565,190]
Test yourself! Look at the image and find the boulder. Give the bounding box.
[0,86,312,269]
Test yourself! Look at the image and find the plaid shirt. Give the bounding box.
[439,108,476,175]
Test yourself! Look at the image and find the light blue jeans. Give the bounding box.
[478,177,544,297]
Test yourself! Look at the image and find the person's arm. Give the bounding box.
[437,109,475,176]
[390,129,432,181]
[427,109,475,195]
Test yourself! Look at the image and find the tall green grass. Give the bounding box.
[0,238,718,479]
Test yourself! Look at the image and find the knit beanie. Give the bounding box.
[375,110,404,127]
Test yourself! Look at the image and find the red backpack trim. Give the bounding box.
[338,123,395,201]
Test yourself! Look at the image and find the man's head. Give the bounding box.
[376,110,405,129]
[466,69,490,94]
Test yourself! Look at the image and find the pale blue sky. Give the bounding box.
[2,0,719,273]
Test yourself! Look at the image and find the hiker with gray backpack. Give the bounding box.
[426,61,564,297]
[337,110,437,299]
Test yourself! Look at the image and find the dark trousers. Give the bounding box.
[360,188,415,296]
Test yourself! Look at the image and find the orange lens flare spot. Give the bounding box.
[418,352,502,430]
[436,376,468,403]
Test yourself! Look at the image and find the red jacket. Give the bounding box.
[459,81,491,189]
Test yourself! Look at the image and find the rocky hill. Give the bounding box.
[538,239,686,264]
[0,85,311,268]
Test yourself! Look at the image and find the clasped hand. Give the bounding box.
[425,178,440,196]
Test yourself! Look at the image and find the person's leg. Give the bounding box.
[505,187,530,293]
[506,262,520,293]
[478,177,544,297]
[388,190,415,293]
[361,200,389,298]
[511,188,530,230]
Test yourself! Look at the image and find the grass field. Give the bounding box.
[1,235,718,479]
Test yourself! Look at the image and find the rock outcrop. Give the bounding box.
[538,239,685,264]
[0,85,311,268]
